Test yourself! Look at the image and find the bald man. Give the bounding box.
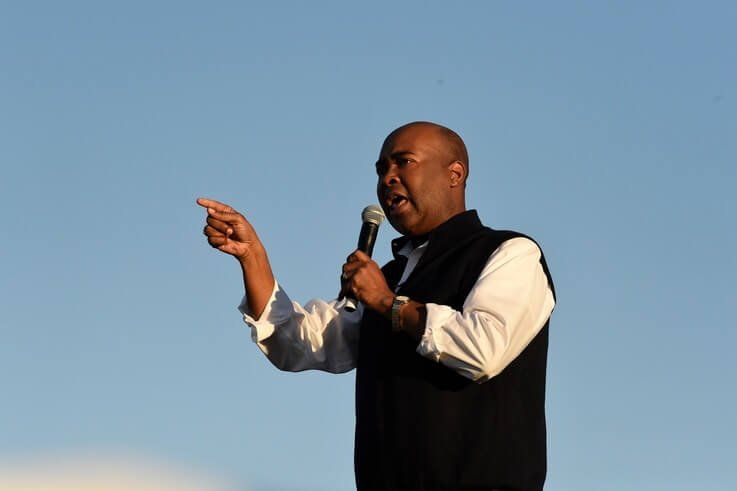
[199,122,555,491]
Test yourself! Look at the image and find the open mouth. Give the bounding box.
[387,193,409,214]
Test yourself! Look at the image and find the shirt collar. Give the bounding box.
[390,210,483,260]
[395,238,428,258]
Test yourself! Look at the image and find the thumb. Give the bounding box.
[353,250,371,262]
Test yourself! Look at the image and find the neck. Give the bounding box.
[409,234,429,248]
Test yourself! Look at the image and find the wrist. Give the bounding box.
[237,243,267,269]
[391,295,411,332]
[378,293,394,319]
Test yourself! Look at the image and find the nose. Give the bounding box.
[380,163,400,188]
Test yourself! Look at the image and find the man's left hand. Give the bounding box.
[341,251,394,317]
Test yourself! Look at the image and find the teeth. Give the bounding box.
[389,196,405,211]
[385,192,406,211]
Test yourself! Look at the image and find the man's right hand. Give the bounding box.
[197,197,275,319]
[197,197,263,263]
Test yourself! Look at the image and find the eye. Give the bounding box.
[397,157,413,167]
[375,161,388,176]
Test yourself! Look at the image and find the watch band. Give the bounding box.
[391,295,410,332]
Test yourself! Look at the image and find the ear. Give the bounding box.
[448,161,467,188]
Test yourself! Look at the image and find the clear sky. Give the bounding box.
[1,2,735,490]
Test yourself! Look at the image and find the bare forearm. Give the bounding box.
[197,197,276,319]
[239,245,275,320]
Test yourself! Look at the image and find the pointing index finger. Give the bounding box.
[196,197,234,213]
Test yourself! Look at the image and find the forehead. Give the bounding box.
[379,125,445,157]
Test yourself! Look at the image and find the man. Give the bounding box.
[198,122,555,490]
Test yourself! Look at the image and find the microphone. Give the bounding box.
[342,204,386,311]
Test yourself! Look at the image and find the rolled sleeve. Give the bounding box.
[415,237,555,383]
[236,281,362,373]
[417,303,456,363]
[238,281,292,343]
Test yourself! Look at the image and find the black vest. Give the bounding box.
[355,210,555,491]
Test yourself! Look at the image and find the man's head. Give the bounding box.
[376,121,469,237]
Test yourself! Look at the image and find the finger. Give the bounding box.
[345,252,364,263]
[207,208,242,225]
[348,282,361,298]
[341,260,363,283]
[196,197,235,213]
[206,216,232,234]
[353,250,371,262]
[346,250,371,263]
[203,225,225,237]
[342,261,363,275]
[207,235,228,248]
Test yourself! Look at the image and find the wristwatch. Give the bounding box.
[391,295,410,332]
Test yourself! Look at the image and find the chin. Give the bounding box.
[388,222,408,236]
[387,217,410,236]
[395,220,425,237]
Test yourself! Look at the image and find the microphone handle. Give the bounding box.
[342,221,380,311]
[357,221,379,255]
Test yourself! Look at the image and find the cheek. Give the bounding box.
[413,187,443,215]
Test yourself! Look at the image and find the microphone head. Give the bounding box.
[361,204,385,226]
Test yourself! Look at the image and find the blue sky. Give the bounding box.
[1,2,735,490]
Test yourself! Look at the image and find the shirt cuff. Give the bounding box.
[416,302,456,362]
[237,280,292,343]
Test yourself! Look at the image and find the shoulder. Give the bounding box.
[480,228,555,298]
[493,235,542,257]
[477,228,543,255]
[477,234,543,272]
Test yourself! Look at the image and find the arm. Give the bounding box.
[239,282,362,373]
[414,237,555,382]
[197,197,274,318]
[342,238,554,382]
[198,197,361,373]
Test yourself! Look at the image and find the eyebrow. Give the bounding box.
[390,150,415,159]
[375,150,417,167]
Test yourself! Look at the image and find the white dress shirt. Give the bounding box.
[239,236,555,383]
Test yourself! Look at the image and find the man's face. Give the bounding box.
[375,125,456,237]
